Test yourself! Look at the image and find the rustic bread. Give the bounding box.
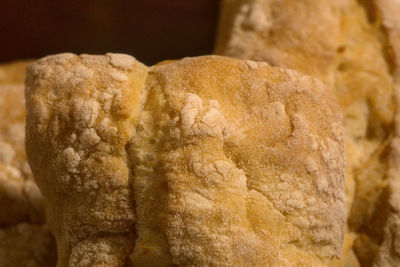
[215,0,400,266]
[0,61,56,266]
[25,54,345,266]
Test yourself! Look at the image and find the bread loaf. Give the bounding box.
[0,61,44,226]
[25,54,345,266]
[215,0,400,265]
[0,61,56,267]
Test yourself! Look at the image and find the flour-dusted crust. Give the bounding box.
[215,0,398,265]
[25,53,148,267]
[26,54,345,266]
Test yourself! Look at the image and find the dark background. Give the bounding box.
[0,0,220,65]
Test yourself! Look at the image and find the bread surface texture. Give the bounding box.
[25,54,345,266]
[215,0,400,266]
[0,61,56,267]
[25,53,146,267]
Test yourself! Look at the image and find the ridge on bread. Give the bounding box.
[25,53,345,266]
[215,0,400,266]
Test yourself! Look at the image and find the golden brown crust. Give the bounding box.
[26,54,345,266]
[215,0,398,265]
[215,0,345,85]
[156,56,344,266]
[25,53,148,266]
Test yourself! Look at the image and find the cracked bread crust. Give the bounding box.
[26,54,345,266]
[215,0,399,266]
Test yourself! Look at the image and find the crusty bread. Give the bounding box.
[25,53,145,267]
[0,61,56,266]
[215,0,344,86]
[25,54,345,266]
[215,0,400,266]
